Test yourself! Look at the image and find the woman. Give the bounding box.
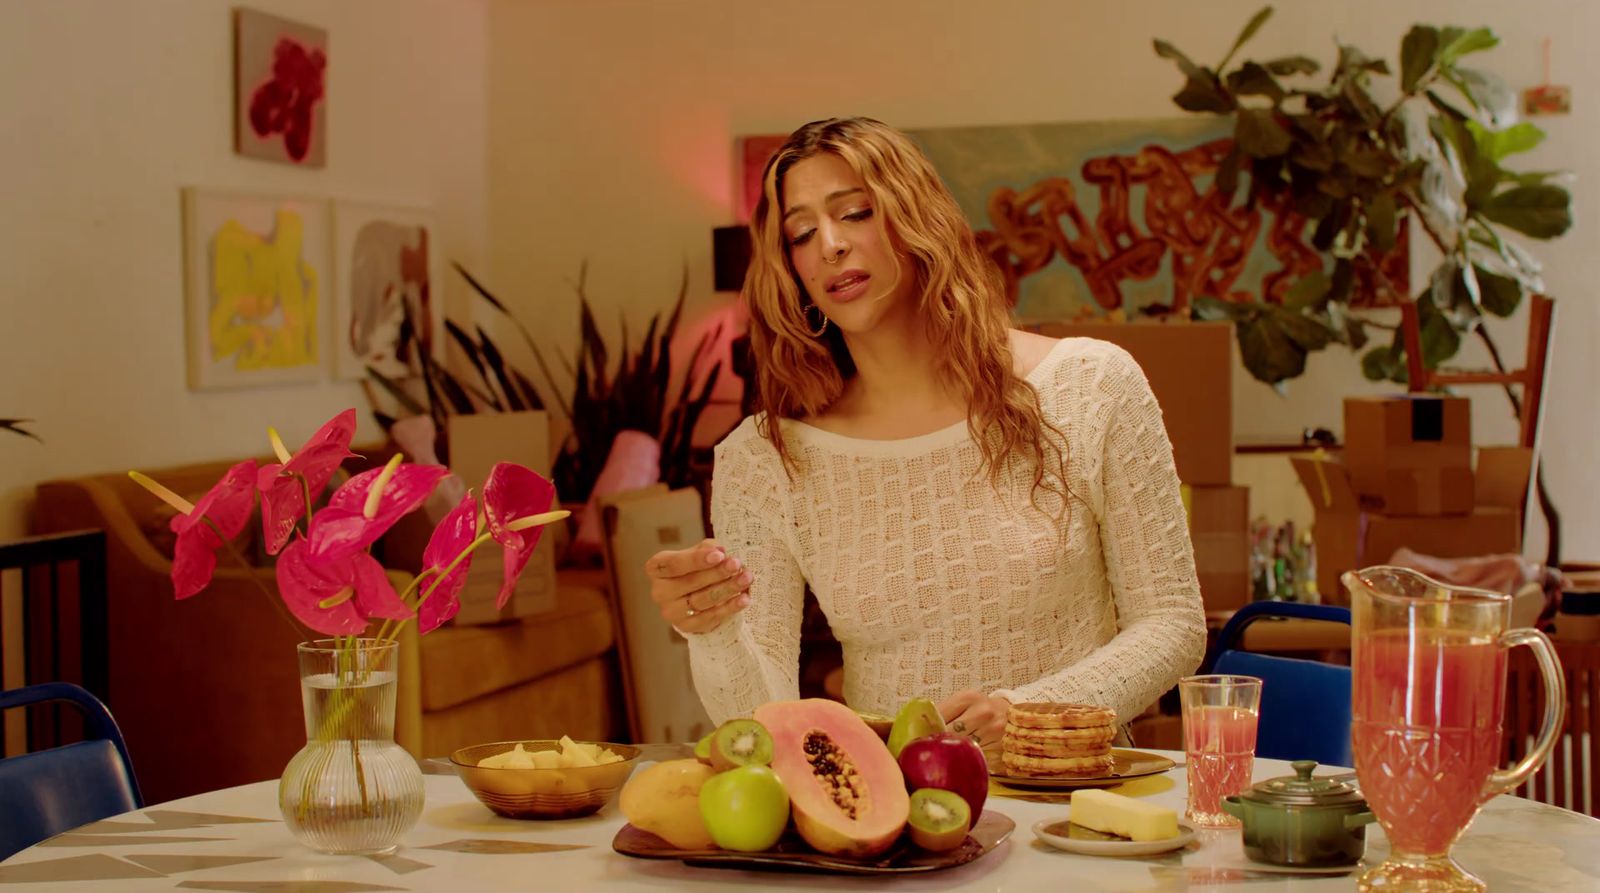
[647,117,1206,753]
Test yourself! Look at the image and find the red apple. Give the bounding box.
[897,732,987,828]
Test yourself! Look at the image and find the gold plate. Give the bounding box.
[990,748,1176,790]
[612,810,1015,875]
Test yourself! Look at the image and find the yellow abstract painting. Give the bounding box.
[184,189,329,389]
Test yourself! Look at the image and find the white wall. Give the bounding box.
[487,0,1599,560]
[0,0,489,539]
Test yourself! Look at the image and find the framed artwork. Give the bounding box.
[331,202,443,381]
[234,7,327,167]
[182,188,330,390]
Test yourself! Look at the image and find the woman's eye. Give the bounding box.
[843,208,874,222]
[788,229,814,246]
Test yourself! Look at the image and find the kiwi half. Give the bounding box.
[906,787,971,852]
[708,718,774,772]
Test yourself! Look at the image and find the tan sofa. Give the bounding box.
[34,456,623,805]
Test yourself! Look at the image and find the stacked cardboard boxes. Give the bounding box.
[1293,396,1532,603]
[1035,322,1247,611]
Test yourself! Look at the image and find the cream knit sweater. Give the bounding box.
[686,337,1208,726]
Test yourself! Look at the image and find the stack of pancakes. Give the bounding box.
[1001,702,1117,777]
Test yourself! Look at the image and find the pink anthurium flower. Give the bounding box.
[257,409,359,555]
[275,538,412,636]
[130,460,258,601]
[416,493,478,634]
[483,462,559,608]
[306,455,451,564]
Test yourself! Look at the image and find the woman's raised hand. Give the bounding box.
[644,539,754,634]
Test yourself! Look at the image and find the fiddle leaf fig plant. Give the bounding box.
[1156,6,1572,387]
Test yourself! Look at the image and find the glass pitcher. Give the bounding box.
[1344,566,1565,893]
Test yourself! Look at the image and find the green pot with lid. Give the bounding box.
[1222,760,1376,868]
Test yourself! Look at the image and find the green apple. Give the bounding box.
[698,765,790,852]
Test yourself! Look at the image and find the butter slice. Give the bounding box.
[1070,789,1179,841]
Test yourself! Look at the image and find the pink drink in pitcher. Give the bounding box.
[1184,705,1259,827]
[1352,630,1506,856]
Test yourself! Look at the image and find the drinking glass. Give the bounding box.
[1180,674,1262,828]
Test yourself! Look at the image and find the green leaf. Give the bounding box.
[1192,296,1243,321]
[1226,61,1286,101]
[1471,120,1545,161]
[1275,307,1337,351]
[1345,317,1370,350]
[1342,77,1383,125]
[1417,300,1462,368]
[1481,185,1573,238]
[1219,6,1274,70]
[1425,89,1470,122]
[1342,147,1392,179]
[1366,192,1398,251]
[1454,67,1516,126]
[1154,39,1206,80]
[1174,74,1235,113]
[1473,264,1523,316]
[1361,344,1406,382]
[1439,26,1499,64]
[1284,269,1332,310]
[1337,43,1390,77]
[1263,55,1319,76]
[1236,108,1292,157]
[1400,25,1439,93]
[1239,314,1310,384]
[0,419,41,442]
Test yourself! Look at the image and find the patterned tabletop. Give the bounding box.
[2,748,1597,892]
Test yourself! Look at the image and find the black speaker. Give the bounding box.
[713,225,752,293]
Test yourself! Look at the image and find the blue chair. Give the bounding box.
[0,682,143,860]
[1203,601,1353,768]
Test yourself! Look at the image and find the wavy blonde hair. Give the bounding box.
[743,117,1068,510]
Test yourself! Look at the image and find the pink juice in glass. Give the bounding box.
[1184,705,1258,827]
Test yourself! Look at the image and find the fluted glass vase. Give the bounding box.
[278,639,423,855]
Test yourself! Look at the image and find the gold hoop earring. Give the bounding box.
[804,304,830,337]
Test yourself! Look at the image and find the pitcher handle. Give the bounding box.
[1487,628,1566,796]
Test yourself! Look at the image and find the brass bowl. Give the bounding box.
[450,740,640,819]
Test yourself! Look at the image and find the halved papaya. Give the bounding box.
[753,698,910,858]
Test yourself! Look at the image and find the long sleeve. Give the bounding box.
[991,346,1208,722]
[684,424,807,724]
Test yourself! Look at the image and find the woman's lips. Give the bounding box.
[826,270,871,301]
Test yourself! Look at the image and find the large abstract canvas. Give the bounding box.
[182,189,329,389]
[331,202,442,380]
[234,7,327,167]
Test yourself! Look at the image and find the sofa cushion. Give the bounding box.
[418,572,614,712]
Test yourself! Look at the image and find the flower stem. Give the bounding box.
[201,517,310,641]
[385,532,497,641]
[297,473,315,534]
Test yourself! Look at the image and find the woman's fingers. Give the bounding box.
[645,539,726,581]
[674,589,752,634]
[684,567,755,613]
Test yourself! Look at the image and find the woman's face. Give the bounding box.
[780,152,914,335]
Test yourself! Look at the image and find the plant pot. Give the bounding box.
[277,639,424,855]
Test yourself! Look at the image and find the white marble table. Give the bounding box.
[2,750,1596,891]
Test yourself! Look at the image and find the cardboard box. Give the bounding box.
[1184,484,1250,611]
[1292,448,1531,604]
[1034,321,1233,486]
[1344,396,1472,515]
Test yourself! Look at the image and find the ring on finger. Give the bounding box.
[950,720,966,734]
[685,606,698,618]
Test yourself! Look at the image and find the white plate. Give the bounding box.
[1032,811,1196,857]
